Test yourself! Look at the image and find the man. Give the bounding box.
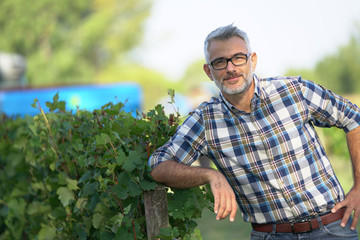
[149,24,360,239]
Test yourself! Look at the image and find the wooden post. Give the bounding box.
[144,185,169,240]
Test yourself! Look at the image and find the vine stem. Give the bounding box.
[36,98,71,176]
[104,145,117,158]
[109,140,117,155]
[132,220,137,240]
[36,99,56,149]
[146,142,150,159]
[111,193,124,214]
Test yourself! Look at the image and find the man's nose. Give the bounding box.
[226,60,237,71]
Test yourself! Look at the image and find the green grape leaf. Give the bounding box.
[57,187,75,207]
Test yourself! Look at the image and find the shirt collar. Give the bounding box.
[253,74,261,98]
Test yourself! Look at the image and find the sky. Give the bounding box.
[134,0,360,80]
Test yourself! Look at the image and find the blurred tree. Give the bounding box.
[96,63,180,111]
[314,32,360,94]
[0,0,152,86]
[286,25,360,95]
[284,68,317,83]
[179,59,209,93]
[177,59,218,111]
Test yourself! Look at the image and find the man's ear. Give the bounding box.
[203,63,213,81]
[250,52,257,72]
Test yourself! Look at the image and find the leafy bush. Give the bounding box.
[0,93,212,240]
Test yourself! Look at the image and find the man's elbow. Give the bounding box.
[149,164,164,183]
[149,161,176,183]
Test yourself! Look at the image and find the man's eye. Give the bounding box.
[233,56,246,60]
[213,59,226,65]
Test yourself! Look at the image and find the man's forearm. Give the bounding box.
[333,125,360,230]
[150,160,217,188]
[347,125,360,188]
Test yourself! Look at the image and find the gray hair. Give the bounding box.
[204,24,252,63]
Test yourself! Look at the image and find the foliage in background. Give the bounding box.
[0,93,212,240]
[0,0,185,111]
[286,25,360,180]
[178,59,209,93]
[95,64,181,111]
[2,0,359,112]
[0,0,151,86]
[286,25,360,95]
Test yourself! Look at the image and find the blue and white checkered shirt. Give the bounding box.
[149,75,360,224]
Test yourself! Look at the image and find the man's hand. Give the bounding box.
[209,171,237,222]
[331,186,360,230]
[150,160,238,222]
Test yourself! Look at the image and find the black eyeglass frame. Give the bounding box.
[210,53,252,70]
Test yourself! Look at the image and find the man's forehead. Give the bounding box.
[208,36,248,58]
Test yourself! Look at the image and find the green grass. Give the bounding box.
[196,208,252,240]
[330,156,354,194]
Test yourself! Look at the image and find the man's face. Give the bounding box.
[203,36,257,96]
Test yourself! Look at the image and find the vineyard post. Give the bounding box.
[144,185,169,240]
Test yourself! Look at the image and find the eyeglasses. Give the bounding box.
[210,53,251,70]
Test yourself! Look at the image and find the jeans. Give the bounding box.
[250,216,358,240]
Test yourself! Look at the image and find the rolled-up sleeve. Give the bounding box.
[300,78,360,132]
[148,110,207,169]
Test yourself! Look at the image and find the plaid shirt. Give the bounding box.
[149,75,360,224]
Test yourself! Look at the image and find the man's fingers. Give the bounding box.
[215,191,227,220]
[209,171,237,222]
[214,190,237,221]
[229,200,237,222]
[212,188,234,221]
[340,207,353,228]
[331,202,345,213]
[213,191,220,215]
[219,195,232,220]
[222,194,237,222]
[332,188,360,230]
[351,209,360,230]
